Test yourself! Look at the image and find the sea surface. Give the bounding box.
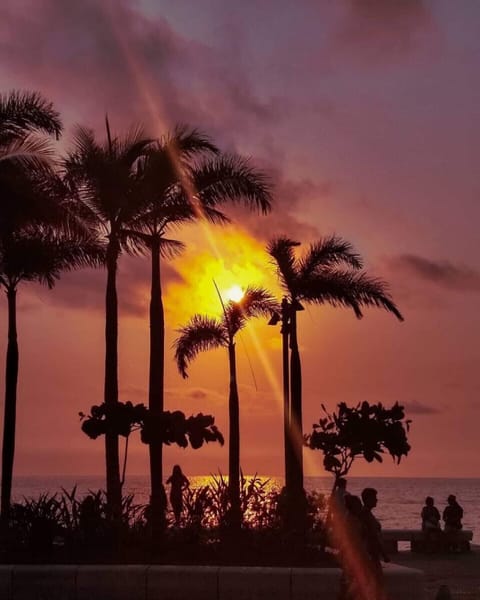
[12,476,480,542]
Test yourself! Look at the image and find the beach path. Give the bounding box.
[394,545,480,599]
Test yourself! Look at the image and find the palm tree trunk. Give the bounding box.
[1,287,18,524]
[228,342,241,530]
[289,307,305,530]
[148,238,166,534]
[104,238,121,518]
[281,299,294,523]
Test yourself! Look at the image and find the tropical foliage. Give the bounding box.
[5,478,328,563]
[306,401,411,483]
[80,401,224,450]
[0,90,61,170]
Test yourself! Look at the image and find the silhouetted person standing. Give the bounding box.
[327,477,349,531]
[338,494,366,600]
[360,487,389,600]
[443,494,463,552]
[166,465,189,525]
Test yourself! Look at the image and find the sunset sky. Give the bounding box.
[1,0,480,480]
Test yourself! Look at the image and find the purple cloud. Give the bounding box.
[334,0,434,63]
[404,400,441,415]
[0,0,288,143]
[29,255,184,317]
[390,255,480,293]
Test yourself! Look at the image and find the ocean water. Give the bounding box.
[11,475,480,542]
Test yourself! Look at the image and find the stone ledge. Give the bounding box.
[0,563,425,600]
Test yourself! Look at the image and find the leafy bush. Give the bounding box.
[3,478,328,564]
[306,401,411,482]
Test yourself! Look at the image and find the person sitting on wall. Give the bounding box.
[443,495,464,552]
[420,496,442,552]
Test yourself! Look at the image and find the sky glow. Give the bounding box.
[1,0,479,478]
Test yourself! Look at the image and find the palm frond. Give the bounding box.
[174,315,227,378]
[191,155,272,214]
[136,146,178,201]
[66,125,98,167]
[0,230,105,289]
[201,205,230,225]
[267,237,300,294]
[158,237,185,259]
[64,123,152,230]
[160,125,218,162]
[0,90,62,141]
[0,134,55,170]
[0,163,92,242]
[223,286,279,337]
[115,125,153,167]
[298,235,363,279]
[232,286,279,318]
[299,270,403,321]
[116,228,150,254]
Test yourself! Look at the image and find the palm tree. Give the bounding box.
[0,90,61,170]
[123,127,272,530]
[267,236,403,529]
[174,287,278,529]
[0,223,103,523]
[64,121,152,516]
[0,90,63,524]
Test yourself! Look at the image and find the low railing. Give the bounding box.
[0,563,425,600]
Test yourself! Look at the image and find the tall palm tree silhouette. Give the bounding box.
[64,122,152,516]
[174,287,278,529]
[267,236,403,528]
[0,170,103,524]
[0,91,63,523]
[123,126,272,530]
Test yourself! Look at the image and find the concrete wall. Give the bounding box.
[0,563,425,600]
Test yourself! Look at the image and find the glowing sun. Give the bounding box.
[225,284,244,303]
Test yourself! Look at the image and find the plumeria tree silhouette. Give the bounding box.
[306,401,411,487]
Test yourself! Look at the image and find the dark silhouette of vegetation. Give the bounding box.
[80,400,224,526]
[175,287,278,530]
[0,90,61,171]
[267,236,404,530]
[3,482,328,565]
[122,127,272,532]
[0,227,103,524]
[80,401,223,450]
[306,401,411,486]
[65,121,153,518]
[0,91,104,524]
